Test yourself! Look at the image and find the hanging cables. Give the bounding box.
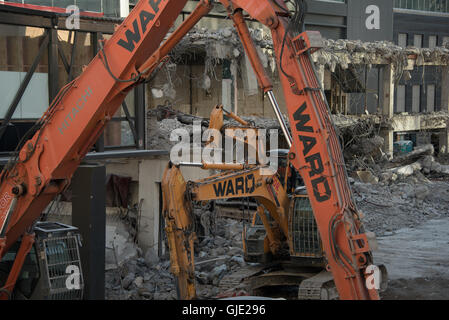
[278,0,308,79]
[100,43,142,83]
[272,0,290,13]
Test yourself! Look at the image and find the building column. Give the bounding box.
[439,129,449,154]
[72,164,106,300]
[317,64,325,89]
[120,0,130,17]
[380,64,395,156]
[48,28,59,103]
[441,66,449,111]
[441,66,449,154]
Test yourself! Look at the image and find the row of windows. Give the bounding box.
[396,84,436,113]
[394,0,449,13]
[318,0,449,13]
[5,0,121,17]
[398,33,449,48]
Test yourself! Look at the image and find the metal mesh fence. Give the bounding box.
[41,235,83,300]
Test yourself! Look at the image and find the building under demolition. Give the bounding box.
[0,0,448,302]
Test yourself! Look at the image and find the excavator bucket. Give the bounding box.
[161,163,197,300]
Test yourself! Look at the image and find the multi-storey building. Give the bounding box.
[4,0,129,17]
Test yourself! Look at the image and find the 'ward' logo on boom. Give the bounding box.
[213,174,256,198]
[293,102,331,202]
[117,0,162,52]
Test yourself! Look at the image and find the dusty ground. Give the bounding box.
[352,174,449,300]
[376,217,449,300]
[382,278,449,300]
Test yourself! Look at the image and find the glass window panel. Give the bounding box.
[398,33,408,47]
[429,35,437,48]
[414,34,423,48]
[412,85,421,113]
[397,85,406,113]
[77,0,102,12]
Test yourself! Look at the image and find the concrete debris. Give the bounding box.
[106,224,139,268]
[146,104,285,151]
[392,144,435,164]
[121,273,135,290]
[105,218,246,300]
[311,38,449,82]
[389,161,422,178]
[344,142,449,186]
[354,178,449,237]
[346,141,449,238]
[420,155,449,175]
[144,249,160,267]
[357,170,379,184]
[172,27,273,61]
[169,28,449,85]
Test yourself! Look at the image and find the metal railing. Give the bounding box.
[394,0,449,13]
[10,0,122,17]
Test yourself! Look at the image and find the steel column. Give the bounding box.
[134,84,146,150]
[48,28,59,103]
[72,164,106,300]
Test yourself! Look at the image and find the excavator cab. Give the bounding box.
[288,187,325,266]
[243,150,324,266]
[0,222,84,300]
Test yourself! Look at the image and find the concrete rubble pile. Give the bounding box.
[355,144,449,184]
[333,114,387,173]
[350,142,449,237]
[147,104,384,154]
[353,174,449,237]
[147,104,283,151]
[105,217,246,300]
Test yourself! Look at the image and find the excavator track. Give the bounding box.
[297,271,338,300]
[218,265,261,293]
[218,263,338,300]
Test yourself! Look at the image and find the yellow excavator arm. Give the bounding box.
[161,163,289,299]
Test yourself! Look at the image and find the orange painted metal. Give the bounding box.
[161,163,196,299]
[0,0,191,294]
[201,163,246,170]
[0,233,35,300]
[138,0,213,77]
[232,10,273,92]
[220,3,379,300]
